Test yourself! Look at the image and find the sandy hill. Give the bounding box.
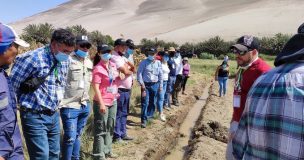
[10,0,304,44]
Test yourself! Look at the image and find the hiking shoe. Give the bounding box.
[113,138,124,144]
[160,114,166,122]
[141,123,146,128]
[164,107,171,111]
[122,135,134,141]
[106,152,119,158]
[173,102,180,106]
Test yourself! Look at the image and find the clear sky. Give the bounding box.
[1,0,70,24]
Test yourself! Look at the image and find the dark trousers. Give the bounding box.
[92,101,117,160]
[114,89,131,139]
[182,76,189,92]
[172,74,184,104]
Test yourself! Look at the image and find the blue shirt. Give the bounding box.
[10,45,69,111]
[137,59,163,88]
[168,57,176,76]
[0,68,16,111]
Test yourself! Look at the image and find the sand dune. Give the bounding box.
[10,0,304,44]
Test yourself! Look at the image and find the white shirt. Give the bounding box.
[174,55,183,75]
[162,63,170,81]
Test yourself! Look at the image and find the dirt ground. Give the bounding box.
[77,75,208,160]
[186,79,234,160]
[111,80,207,160]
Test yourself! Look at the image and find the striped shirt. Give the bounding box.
[10,45,69,111]
[232,63,304,160]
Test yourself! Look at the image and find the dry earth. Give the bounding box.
[78,75,209,160]
[186,79,234,160]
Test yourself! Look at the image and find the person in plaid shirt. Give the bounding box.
[10,29,75,159]
[232,30,304,159]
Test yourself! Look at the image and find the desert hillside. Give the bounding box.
[10,0,304,44]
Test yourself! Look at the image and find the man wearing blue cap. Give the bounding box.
[0,23,29,160]
[60,35,93,160]
[10,28,75,159]
[137,48,163,128]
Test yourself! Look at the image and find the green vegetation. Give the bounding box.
[20,23,291,60]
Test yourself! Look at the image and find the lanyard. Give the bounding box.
[101,63,114,85]
[108,65,114,85]
[235,69,244,91]
[54,63,61,84]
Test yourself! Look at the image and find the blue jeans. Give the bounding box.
[114,89,130,139]
[218,77,228,96]
[60,103,91,160]
[164,76,176,107]
[168,76,176,94]
[141,82,159,124]
[157,81,168,113]
[0,106,23,160]
[20,110,60,160]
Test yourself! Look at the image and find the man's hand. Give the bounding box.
[141,85,146,97]
[141,90,147,97]
[0,156,5,160]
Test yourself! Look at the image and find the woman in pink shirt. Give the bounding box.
[182,57,191,95]
[92,44,119,159]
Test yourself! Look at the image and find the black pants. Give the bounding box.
[172,74,184,104]
[182,76,188,92]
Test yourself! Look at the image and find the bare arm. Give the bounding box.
[92,83,107,113]
[118,66,133,76]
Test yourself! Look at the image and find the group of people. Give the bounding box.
[0,23,191,160]
[2,20,304,160]
[221,26,304,159]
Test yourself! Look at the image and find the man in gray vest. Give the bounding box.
[60,35,93,160]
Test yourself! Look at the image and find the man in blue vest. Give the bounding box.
[0,23,29,160]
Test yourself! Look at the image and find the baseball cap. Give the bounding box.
[146,47,157,54]
[0,23,29,48]
[97,44,112,53]
[183,57,189,61]
[114,38,127,46]
[230,35,259,52]
[126,39,135,49]
[158,51,168,56]
[76,35,91,47]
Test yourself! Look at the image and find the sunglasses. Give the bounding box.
[232,48,252,55]
[79,43,91,49]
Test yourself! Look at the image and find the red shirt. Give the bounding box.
[232,58,271,122]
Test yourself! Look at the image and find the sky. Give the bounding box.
[1,0,70,24]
